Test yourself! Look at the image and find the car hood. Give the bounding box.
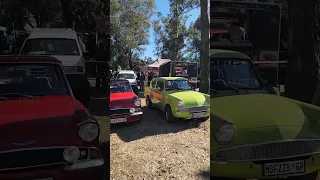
[110,92,136,108]
[0,96,82,150]
[211,94,320,148]
[168,90,209,106]
[212,94,306,129]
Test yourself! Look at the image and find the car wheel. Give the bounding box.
[200,116,209,121]
[287,171,318,180]
[146,96,153,108]
[165,105,176,122]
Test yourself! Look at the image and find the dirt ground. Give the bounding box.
[110,92,210,180]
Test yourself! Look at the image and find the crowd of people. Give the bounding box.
[137,71,158,89]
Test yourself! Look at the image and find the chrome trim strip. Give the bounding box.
[212,139,320,162]
[131,112,143,116]
[110,108,130,110]
[0,162,67,171]
[64,158,104,171]
[0,146,99,153]
[214,139,320,151]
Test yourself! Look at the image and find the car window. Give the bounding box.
[117,73,135,79]
[21,38,80,56]
[0,63,70,96]
[156,81,164,91]
[166,80,192,91]
[110,81,132,93]
[151,80,157,88]
[211,59,263,90]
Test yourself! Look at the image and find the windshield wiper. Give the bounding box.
[0,93,33,99]
[225,83,240,93]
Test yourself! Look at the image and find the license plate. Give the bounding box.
[111,118,127,123]
[264,160,305,176]
[192,112,206,118]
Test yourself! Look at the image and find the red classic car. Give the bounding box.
[0,56,104,180]
[110,79,143,123]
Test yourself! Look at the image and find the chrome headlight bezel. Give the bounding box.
[177,100,183,107]
[215,124,235,144]
[63,146,80,162]
[79,122,99,142]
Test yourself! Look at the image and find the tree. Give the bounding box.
[185,17,201,62]
[199,0,209,93]
[284,0,319,103]
[153,0,199,61]
[111,0,155,70]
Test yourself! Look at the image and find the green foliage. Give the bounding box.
[110,0,156,70]
[153,0,199,61]
[0,0,105,31]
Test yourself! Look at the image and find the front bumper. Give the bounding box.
[211,154,320,179]
[0,147,104,180]
[174,110,210,119]
[110,112,143,124]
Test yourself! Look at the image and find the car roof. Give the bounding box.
[27,28,78,39]
[0,55,61,63]
[111,78,130,82]
[210,49,251,60]
[156,77,188,81]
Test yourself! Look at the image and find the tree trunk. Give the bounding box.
[199,0,209,94]
[284,0,319,103]
[128,48,133,70]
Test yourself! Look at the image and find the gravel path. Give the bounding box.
[110,97,210,180]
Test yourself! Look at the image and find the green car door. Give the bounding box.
[155,80,166,110]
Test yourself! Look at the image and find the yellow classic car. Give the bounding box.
[144,77,210,122]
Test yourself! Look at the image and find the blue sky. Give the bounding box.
[141,0,200,60]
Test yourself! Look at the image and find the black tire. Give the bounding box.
[200,116,210,121]
[165,105,176,122]
[146,96,153,108]
[287,171,318,180]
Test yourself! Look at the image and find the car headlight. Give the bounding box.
[215,124,235,144]
[79,123,99,142]
[130,108,135,113]
[177,100,183,107]
[134,99,141,107]
[63,146,80,162]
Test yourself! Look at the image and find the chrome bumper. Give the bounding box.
[64,158,104,171]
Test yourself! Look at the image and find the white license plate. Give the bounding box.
[111,118,127,123]
[192,112,206,118]
[264,160,305,176]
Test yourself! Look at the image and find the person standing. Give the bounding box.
[139,72,145,90]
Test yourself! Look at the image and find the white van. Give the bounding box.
[19,28,91,105]
[116,70,139,94]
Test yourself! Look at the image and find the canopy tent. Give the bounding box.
[147,58,171,68]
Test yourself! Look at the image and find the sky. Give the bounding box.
[141,0,200,60]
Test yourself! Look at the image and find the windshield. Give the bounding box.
[21,38,80,56]
[110,81,132,93]
[210,59,263,90]
[117,73,135,79]
[166,80,192,91]
[0,63,69,97]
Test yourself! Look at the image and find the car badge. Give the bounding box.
[12,140,36,146]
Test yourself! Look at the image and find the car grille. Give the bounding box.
[215,140,320,161]
[110,108,130,116]
[188,106,209,112]
[0,147,89,173]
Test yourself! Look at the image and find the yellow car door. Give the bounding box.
[150,79,158,104]
[154,80,166,109]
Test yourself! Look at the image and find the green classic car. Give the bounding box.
[144,77,210,122]
[211,49,320,180]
